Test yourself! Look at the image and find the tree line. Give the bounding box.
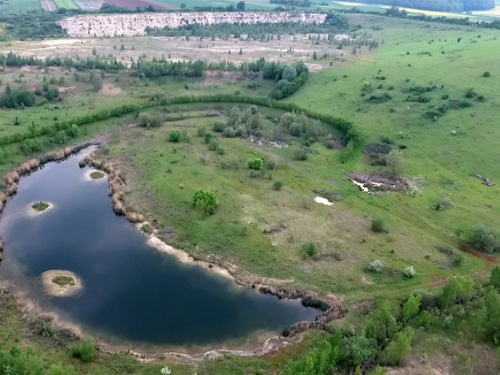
[0,94,363,164]
[0,52,125,72]
[282,266,500,374]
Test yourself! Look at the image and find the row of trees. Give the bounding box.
[284,267,500,374]
[0,52,125,72]
[0,94,362,166]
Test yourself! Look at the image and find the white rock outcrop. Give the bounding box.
[59,12,327,38]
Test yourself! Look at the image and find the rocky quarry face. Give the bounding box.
[58,12,327,38]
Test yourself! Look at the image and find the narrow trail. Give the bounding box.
[428,241,499,288]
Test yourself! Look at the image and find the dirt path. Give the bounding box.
[41,0,56,12]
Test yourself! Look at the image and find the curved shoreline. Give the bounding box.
[0,143,345,361]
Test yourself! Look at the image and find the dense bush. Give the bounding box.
[273,181,283,191]
[247,157,263,170]
[366,259,383,273]
[371,218,386,233]
[193,189,218,215]
[71,341,96,362]
[403,266,416,278]
[300,241,318,258]
[292,147,308,161]
[469,226,500,253]
[169,130,181,143]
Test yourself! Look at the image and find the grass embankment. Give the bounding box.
[98,101,479,301]
[0,289,326,375]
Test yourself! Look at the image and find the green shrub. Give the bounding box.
[403,266,416,278]
[371,218,386,233]
[223,126,236,138]
[266,159,277,170]
[212,121,226,132]
[273,181,283,191]
[169,130,181,143]
[216,145,225,155]
[197,127,206,137]
[248,157,263,170]
[469,226,500,253]
[71,341,96,362]
[249,170,261,178]
[193,189,218,215]
[208,139,218,151]
[366,260,383,273]
[204,132,213,144]
[483,71,491,77]
[301,241,318,258]
[292,147,308,161]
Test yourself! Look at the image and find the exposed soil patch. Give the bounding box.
[41,0,56,12]
[99,84,122,96]
[202,71,246,86]
[471,173,494,186]
[348,173,411,194]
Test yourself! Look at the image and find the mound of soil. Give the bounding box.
[348,173,411,193]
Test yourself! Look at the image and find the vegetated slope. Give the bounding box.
[360,0,495,11]
[294,14,500,280]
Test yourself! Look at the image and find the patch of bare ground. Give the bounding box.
[99,84,122,96]
[201,71,245,86]
[389,341,498,375]
[41,0,56,12]
[1,34,367,70]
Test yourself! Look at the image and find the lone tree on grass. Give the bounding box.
[386,150,403,176]
[169,130,181,143]
[193,190,218,215]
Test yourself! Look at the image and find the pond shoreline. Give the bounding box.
[0,142,345,361]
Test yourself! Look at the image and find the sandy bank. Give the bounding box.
[41,270,83,297]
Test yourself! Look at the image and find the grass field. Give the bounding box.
[3,0,41,12]
[53,0,78,9]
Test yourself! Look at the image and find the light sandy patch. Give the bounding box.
[41,270,83,297]
[147,236,235,280]
[56,86,76,94]
[99,85,122,96]
[84,169,107,182]
[361,276,374,285]
[314,196,334,206]
[27,201,54,217]
[348,178,372,194]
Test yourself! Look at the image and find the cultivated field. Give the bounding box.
[53,0,78,9]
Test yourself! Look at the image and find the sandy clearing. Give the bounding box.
[99,84,122,96]
[314,196,334,206]
[41,0,56,12]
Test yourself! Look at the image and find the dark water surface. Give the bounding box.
[0,150,320,347]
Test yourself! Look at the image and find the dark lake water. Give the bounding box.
[0,150,320,348]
